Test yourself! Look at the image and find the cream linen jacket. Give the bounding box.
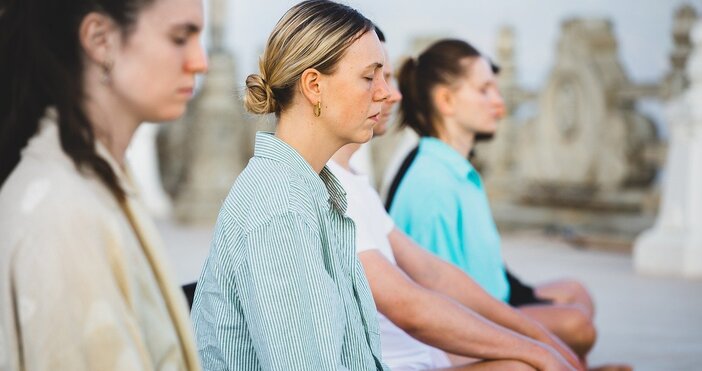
[0,110,201,371]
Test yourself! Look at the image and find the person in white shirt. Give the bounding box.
[328,25,583,371]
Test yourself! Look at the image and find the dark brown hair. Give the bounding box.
[397,39,482,137]
[0,0,157,202]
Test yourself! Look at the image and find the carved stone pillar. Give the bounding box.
[473,26,520,195]
[633,21,702,278]
[517,19,657,194]
[157,0,252,225]
[663,5,698,100]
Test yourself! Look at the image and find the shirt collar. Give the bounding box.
[418,137,480,185]
[253,132,348,214]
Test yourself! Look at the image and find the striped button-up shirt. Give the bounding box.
[192,132,387,370]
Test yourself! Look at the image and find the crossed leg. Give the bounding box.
[518,303,596,359]
[519,279,632,371]
[534,279,595,318]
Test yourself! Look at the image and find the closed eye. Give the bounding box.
[172,36,187,45]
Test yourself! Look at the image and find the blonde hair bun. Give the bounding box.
[243,0,373,117]
[244,73,277,114]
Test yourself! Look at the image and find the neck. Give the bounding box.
[83,69,142,168]
[275,107,345,173]
[331,143,361,170]
[436,119,475,158]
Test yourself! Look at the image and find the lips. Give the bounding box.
[368,112,381,122]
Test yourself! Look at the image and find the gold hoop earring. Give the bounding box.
[313,101,321,117]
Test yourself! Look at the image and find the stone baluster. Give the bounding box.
[633,20,702,278]
[663,5,698,99]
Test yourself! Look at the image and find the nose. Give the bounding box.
[387,80,402,104]
[185,41,208,74]
[492,89,506,119]
[374,74,391,102]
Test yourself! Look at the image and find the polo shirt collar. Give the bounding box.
[418,137,479,185]
[253,132,348,214]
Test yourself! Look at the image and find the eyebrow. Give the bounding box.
[365,62,384,71]
[173,22,202,34]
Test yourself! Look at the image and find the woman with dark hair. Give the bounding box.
[191,1,390,369]
[0,0,207,369]
[388,39,600,364]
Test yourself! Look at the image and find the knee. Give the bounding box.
[564,279,586,293]
[557,279,596,315]
[559,279,591,300]
[564,308,597,353]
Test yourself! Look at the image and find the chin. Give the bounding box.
[479,122,498,135]
[373,123,388,137]
[149,105,188,123]
[352,128,374,144]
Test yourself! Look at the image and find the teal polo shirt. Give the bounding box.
[389,137,510,302]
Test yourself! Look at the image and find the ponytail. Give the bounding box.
[396,39,482,138]
[398,57,435,137]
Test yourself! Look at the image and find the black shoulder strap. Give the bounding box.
[384,146,419,211]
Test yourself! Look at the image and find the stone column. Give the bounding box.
[473,26,521,193]
[633,21,702,278]
[157,0,253,225]
[662,5,697,99]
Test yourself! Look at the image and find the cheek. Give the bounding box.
[113,62,186,120]
[335,83,369,118]
[122,39,181,84]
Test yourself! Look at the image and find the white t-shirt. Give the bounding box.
[328,160,451,370]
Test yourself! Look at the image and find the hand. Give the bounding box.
[536,324,585,371]
[539,345,579,371]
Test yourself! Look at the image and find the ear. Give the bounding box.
[299,68,322,106]
[432,85,455,117]
[79,12,118,65]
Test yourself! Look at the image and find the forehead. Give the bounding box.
[137,0,204,27]
[465,58,495,84]
[382,45,395,74]
[338,31,385,70]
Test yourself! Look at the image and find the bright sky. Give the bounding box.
[214,0,701,135]
[225,0,701,89]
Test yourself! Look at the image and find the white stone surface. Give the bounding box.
[634,21,702,278]
[503,233,702,371]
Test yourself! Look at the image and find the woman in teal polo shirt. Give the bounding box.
[388,39,598,361]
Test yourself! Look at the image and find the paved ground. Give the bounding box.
[158,220,702,371]
[502,232,702,371]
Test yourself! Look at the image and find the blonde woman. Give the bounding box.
[191,1,390,369]
[0,0,207,369]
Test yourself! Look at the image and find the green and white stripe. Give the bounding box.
[192,132,387,371]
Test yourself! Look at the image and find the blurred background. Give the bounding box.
[125,1,702,369]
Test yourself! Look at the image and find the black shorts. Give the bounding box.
[182,281,197,310]
[506,269,551,307]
